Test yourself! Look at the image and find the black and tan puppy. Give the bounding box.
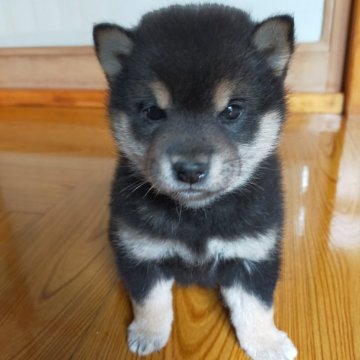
[94,4,297,359]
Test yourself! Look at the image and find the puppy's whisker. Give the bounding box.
[223,157,242,165]
[128,181,148,195]
[117,181,143,195]
[175,204,183,225]
[143,184,156,199]
[119,181,149,198]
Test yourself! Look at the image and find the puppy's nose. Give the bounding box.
[173,161,208,184]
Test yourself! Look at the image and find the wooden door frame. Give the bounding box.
[344,0,360,115]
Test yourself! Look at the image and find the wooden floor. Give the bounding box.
[0,107,359,359]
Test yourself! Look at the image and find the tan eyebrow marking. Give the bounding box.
[150,81,172,108]
[213,80,235,112]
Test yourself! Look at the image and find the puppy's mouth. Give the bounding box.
[172,188,219,207]
[178,189,207,197]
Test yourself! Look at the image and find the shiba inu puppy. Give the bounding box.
[94,4,297,359]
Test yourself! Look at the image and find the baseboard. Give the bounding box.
[0,89,344,115]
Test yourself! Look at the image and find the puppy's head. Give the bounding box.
[94,5,294,208]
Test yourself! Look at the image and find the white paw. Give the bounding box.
[242,330,297,360]
[127,321,170,356]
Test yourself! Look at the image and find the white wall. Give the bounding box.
[0,0,324,48]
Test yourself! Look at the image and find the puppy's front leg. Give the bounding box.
[221,284,297,360]
[128,279,174,356]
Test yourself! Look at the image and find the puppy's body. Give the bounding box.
[110,154,282,293]
[94,4,297,359]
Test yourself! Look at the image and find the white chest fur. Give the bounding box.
[116,225,277,264]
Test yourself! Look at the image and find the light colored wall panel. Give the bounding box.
[0,0,324,47]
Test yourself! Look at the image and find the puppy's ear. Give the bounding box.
[252,16,294,76]
[93,23,133,80]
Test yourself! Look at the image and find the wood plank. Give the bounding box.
[0,107,359,359]
[0,89,107,108]
[0,52,106,89]
[0,89,344,114]
[0,107,115,156]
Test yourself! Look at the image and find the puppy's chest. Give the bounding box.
[117,225,277,264]
[127,235,229,263]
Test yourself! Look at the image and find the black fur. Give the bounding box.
[110,154,283,246]
[94,4,294,308]
[108,7,288,142]
[109,153,283,305]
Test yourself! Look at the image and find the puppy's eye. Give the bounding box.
[143,105,166,120]
[220,103,244,121]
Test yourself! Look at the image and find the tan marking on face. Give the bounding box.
[111,111,146,161]
[222,110,282,195]
[150,81,172,109]
[213,80,234,112]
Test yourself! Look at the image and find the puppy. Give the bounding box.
[94,4,297,359]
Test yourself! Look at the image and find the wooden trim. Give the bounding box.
[295,0,334,52]
[0,89,107,108]
[286,0,351,92]
[0,46,95,57]
[0,89,344,114]
[288,93,343,114]
[344,0,360,115]
[326,0,352,91]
